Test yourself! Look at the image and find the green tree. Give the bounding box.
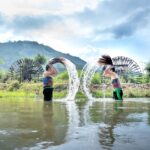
[9,58,44,82]
[0,71,3,80]
[34,54,46,65]
[145,61,150,82]
[145,61,150,76]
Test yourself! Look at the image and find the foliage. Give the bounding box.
[145,61,150,78]
[0,91,34,98]
[0,71,4,80]
[75,91,87,99]
[7,80,20,91]
[0,71,9,83]
[9,58,43,82]
[54,71,69,80]
[0,81,150,98]
[0,69,150,99]
[91,73,101,84]
[124,88,150,98]
[0,41,85,71]
[53,91,67,99]
[0,83,7,90]
[34,54,46,65]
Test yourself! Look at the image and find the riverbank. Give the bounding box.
[0,82,150,99]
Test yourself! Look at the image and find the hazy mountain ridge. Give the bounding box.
[0,41,86,70]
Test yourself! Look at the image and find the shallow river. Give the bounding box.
[0,98,150,150]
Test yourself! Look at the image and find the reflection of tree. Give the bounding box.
[11,101,69,149]
[41,102,54,141]
[99,102,124,150]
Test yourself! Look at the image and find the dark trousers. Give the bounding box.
[43,88,53,101]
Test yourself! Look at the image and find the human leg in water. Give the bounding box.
[113,88,123,100]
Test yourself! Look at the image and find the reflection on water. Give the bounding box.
[0,98,150,150]
[98,102,124,150]
[0,99,68,149]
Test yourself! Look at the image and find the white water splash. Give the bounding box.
[65,101,80,140]
[50,58,79,101]
[64,59,80,100]
[102,76,107,99]
[51,57,106,101]
[80,59,108,100]
[82,100,93,125]
[80,60,100,100]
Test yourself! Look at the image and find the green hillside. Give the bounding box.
[0,41,86,70]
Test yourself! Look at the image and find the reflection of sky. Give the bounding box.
[0,0,150,62]
[0,99,150,149]
[43,101,150,150]
[114,113,150,150]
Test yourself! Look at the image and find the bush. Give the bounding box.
[54,71,69,81]
[7,80,20,91]
[91,73,101,84]
[76,91,87,99]
[21,82,42,94]
[92,91,103,98]
[0,72,10,83]
[53,91,67,98]
[0,83,7,90]
[54,84,67,91]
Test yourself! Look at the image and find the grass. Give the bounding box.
[0,70,150,99]
[123,88,150,98]
[53,91,67,99]
[0,87,150,99]
[0,91,35,98]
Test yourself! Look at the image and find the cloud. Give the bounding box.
[2,0,150,41]
[11,16,49,30]
[0,0,99,17]
[74,0,150,40]
[0,12,5,25]
[10,15,61,32]
[76,45,134,62]
[0,0,150,61]
[106,8,150,38]
[0,13,93,48]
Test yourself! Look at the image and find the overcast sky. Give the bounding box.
[0,0,150,64]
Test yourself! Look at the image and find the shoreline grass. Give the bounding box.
[0,87,150,99]
[0,71,150,99]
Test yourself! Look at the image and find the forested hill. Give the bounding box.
[0,41,86,70]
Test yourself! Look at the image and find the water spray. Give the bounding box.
[49,57,80,100]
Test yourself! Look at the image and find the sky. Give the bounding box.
[0,0,150,65]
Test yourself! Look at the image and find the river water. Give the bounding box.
[0,98,150,150]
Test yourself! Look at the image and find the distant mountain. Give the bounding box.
[0,41,86,71]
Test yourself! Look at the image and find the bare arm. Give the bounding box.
[59,57,66,65]
[43,65,58,77]
[49,65,58,76]
[103,67,116,78]
[103,69,111,77]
